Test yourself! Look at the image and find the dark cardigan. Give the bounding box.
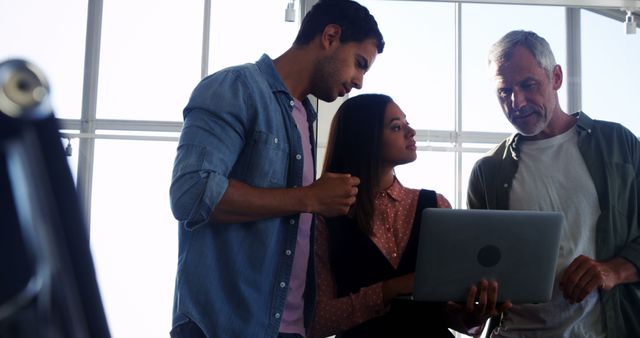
[325,189,454,338]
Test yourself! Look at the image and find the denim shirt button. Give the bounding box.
[280,282,286,288]
[274,137,278,144]
[296,154,302,160]
[503,183,509,188]
[289,100,294,106]
[275,313,281,319]
[289,219,295,225]
[285,249,292,256]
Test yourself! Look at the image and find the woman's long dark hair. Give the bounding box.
[322,94,392,235]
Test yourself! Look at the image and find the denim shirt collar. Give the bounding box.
[256,54,318,123]
[256,54,289,94]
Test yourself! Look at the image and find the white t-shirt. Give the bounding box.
[494,127,605,338]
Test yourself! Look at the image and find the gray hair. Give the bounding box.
[488,30,557,79]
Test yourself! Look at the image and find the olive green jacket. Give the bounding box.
[467,112,640,337]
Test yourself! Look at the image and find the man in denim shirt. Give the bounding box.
[468,30,640,337]
[169,1,384,337]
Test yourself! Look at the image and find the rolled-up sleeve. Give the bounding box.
[170,72,250,230]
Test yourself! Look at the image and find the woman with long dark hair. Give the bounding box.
[310,94,510,338]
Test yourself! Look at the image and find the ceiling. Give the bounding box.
[588,7,640,27]
[300,0,640,29]
[370,0,640,27]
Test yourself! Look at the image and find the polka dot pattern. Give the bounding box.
[370,180,419,269]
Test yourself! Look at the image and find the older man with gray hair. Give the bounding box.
[467,30,640,337]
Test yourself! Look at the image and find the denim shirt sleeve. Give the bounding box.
[170,69,255,230]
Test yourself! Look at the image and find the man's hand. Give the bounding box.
[446,279,512,336]
[559,255,639,304]
[305,172,359,217]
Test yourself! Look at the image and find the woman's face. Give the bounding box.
[380,101,417,168]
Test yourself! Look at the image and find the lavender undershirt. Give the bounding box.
[279,99,313,336]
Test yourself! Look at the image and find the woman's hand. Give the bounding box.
[381,273,415,305]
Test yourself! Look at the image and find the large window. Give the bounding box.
[90,139,178,338]
[210,1,299,71]
[0,0,87,119]
[356,0,457,131]
[582,10,640,135]
[3,2,640,338]
[97,1,202,121]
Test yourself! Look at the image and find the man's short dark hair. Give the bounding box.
[294,0,385,53]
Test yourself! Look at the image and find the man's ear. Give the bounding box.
[320,24,342,50]
[552,64,563,90]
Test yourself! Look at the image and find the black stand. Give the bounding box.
[0,59,110,338]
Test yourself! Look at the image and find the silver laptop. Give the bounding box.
[413,208,563,304]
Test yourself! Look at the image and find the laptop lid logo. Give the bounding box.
[477,244,501,267]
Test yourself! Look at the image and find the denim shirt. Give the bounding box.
[170,54,318,338]
[468,112,640,337]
